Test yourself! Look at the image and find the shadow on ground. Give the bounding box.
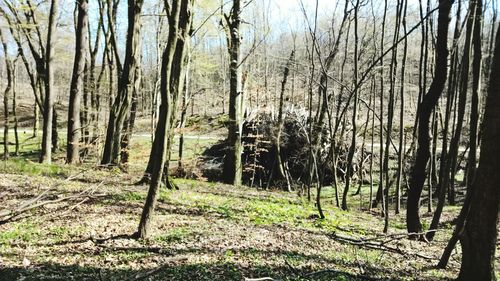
[0,261,396,281]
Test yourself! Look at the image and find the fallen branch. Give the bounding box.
[0,181,106,225]
[330,232,436,261]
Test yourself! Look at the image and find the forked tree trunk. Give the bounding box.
[101,0,144,166]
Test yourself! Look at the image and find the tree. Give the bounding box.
[457,22,500,281]
[406,0,452,237]
[67,0,89,164]
[342,0,360,211]
[101,0,144,166]
[222,0,243,186]
[0,27,13,160]
[137,0,193,239]
[0,2,44,140]
[438,0,483,264]
[39,0,58,164]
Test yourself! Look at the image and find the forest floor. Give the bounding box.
[0,128,481,281]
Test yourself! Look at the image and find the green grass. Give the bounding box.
[110,191,146,202]
[154,227,193,244]
[0,157,70,177]
[0,220,41,247]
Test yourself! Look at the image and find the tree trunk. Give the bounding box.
[40,0,58,164]
[275,50,294,191]
[438,0,483,267]
[178,44,191,170]
[457,22,500,281]
[396,0,408,214]
[373,0,387,210]
[67,0,89,164]
[121,63,142,167]
[0,28,12,160]
[137,0,192,239]
[33,106,39,138]
[101,0,144,166]
[427,0,476,241]
[12,60,19,156]
[406,0,452,237]
[342,0,360,211]
[222,0,243,186]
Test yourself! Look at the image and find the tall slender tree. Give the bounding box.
[438,0,484,267]
[39,0,58,164]
[406,0,453,237]
[0,27,13,160]
[222,0,243,186]
[342,0,360,211]
[101,0,144,165]
[137,0,193,239]
[67,0,89,164]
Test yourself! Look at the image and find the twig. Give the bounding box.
[0,181,106,225]
[60,197,89,215]
[330,232,436,261]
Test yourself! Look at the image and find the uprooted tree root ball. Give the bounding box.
[201,109,372,190]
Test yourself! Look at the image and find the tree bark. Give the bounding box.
[457,22,500,281]
[40,0,58,164]
[101,0,144,166]
[67,0,89,164]
[137,0,193,239]
[438,0,483,267]
[222,0,243,186]
[406,0,452,237]
[0,28,12,160]
[342,0,360,211]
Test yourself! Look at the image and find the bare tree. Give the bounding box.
[67,0,89,164]
[39,0,59,164]
[137,0,193,239]
[101,0,144,166]
[0,27,13,159]
[222,0,243,186]
[406,0,453,237]
[457,22,500,281]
